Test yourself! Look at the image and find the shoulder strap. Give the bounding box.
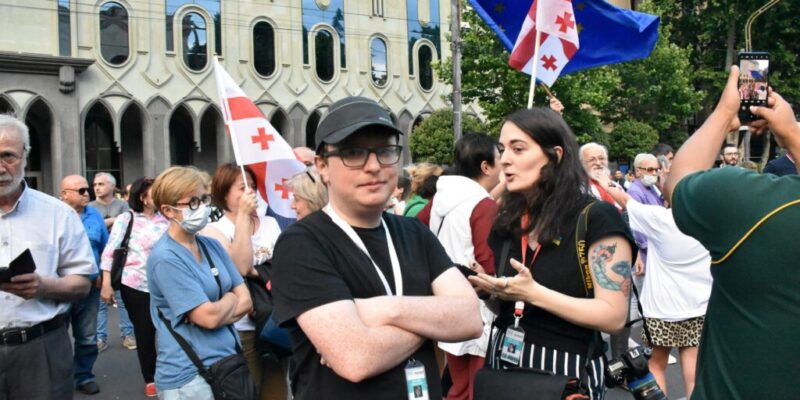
[575,202,595,297]
[197,239,243,353]
[120,211,134,249]
[156,309,210,377]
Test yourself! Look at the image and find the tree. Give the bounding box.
[608,119,660,162]
[409,109,486,164]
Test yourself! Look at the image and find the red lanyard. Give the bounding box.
[520,214,542,267]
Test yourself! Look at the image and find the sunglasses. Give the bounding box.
[65,187,91,195]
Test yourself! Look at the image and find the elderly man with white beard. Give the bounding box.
[0,114,96,399]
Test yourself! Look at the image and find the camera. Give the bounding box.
[605,346,668,400]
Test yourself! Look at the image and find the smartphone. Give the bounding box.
[0,249,37,283]
[455,264,477,278]
[737,52,770,123]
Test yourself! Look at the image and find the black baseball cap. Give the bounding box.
[315,97,402,151]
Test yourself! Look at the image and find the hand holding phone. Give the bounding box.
[0,249,37,284]
[456,263,477,278]
[737,52,770,123]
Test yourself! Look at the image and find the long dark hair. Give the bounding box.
[494,108,591,243]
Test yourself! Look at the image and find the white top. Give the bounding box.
[429,175,495,357]
[626,200,713,321]
[0,185,97,328]
[205,214,281,331]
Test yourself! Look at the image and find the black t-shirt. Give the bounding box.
[489,201,636,356]
[271,211,453,400]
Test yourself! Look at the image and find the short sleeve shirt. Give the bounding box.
[0,185,96,328]
[672,167,800,399]
[271,211,452,400]
[489,201,635,356]
[147,234,245,391]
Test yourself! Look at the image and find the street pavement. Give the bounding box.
[76,308,687,400]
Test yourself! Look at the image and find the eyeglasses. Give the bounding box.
[637,167,662,174]
[64,187,91,195]
[173,193,212,210]
[723,152,739,156]
[0,151,22,166]
[324,145,403,168]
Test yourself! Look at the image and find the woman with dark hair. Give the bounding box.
[469,108,635,399]
[100,177,169,397]
[201,163,284,400]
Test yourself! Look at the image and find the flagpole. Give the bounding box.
[527,1,543,109]
[214,56,251,191]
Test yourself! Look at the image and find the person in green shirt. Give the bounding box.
[664,66,800,399]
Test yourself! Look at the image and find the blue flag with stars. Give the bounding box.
[468,0,659,76]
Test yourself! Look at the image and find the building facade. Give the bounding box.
[0,0,462,194]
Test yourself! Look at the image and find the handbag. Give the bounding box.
[109,211,134,290]
[157,240,257,400]
[474,203,597,400]
[245,261,291,356]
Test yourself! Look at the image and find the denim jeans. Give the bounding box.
[96,289,134,340]
[158,374,214,400]
[69,285,100,386]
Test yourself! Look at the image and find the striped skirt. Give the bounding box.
[487,328,607,400]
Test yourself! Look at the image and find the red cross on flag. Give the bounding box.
[214,58,305,219]
[509,0,580,87]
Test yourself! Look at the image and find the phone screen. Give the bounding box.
[738,52,769,121]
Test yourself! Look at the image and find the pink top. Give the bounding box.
[101,211,169,292]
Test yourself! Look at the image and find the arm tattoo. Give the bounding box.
[590,243,631,294]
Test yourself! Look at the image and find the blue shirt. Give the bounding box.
[80,205,108,281]
[147,234,245,391]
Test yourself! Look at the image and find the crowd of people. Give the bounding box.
[0,65,797,400]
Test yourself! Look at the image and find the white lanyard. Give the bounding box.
[324,204,403,296]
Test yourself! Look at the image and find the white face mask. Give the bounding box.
[641,174,658,187]
[171,204,211,234]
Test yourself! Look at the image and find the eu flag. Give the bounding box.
[468,0,660,76]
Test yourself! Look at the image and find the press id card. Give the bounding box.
[499,327,525,365]
[404,360,429,400]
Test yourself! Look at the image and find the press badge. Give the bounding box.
[404,359,429,400]
[499,327,525,365]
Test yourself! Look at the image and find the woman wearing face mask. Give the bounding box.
[147,166,253,399]
[100,177,168,397]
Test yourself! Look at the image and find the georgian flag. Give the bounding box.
[509,0,580,86]
[214,58,305,218]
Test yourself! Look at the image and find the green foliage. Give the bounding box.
[608,120,660,162]
[436,0,800,160]
[408,109,486,165]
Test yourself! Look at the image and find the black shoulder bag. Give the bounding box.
[157,240,257,400]
[109,211,134,290]
[474,203,598,400]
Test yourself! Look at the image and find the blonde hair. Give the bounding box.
[405,162,443,195]
[151,166,206,211]
[288,168,328,213]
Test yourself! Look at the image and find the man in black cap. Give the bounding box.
[271,97,482,400]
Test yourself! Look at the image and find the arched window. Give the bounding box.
[99,2,129,65]
[417,44,434,91]
[253,21,276,77]
[314,30,335,82]
[182,12,208,71]
[370,37,388,87]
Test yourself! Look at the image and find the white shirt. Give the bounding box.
[626,200,713,321]
[205,214,281,331]
[0,185,97,328]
